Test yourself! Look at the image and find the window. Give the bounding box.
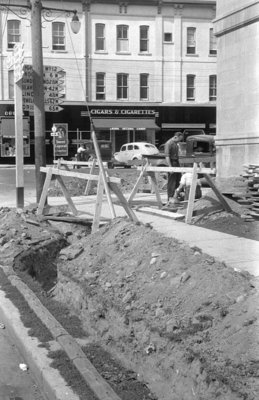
[140,74,149,100]
[128,145,133,150]
[209,28,217,55]
[117,73,128,99]
[140,25,149,52]
[96,24,105,51]
[186,75,195,101]
[52,22,65,51]
[117,25,129,52]
[187,27,196,54]
[8,70,14,99]
[96,73,105,100]
[164,32,172,42]
[7,20,20,49]
[209,75,217,101]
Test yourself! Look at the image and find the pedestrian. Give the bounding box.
[174,172,202,201]
[164,132,184,205]
[77,144,86,161]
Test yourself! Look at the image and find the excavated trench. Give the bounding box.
[11,219,259,400]
[11,223,159,400]
[13,236,67,292]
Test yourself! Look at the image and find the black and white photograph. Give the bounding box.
[0,1,258,399]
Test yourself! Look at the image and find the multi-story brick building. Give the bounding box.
[0,0,216,163]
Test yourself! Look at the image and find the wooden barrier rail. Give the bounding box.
[128,163,231,224]
[37,166,137,232]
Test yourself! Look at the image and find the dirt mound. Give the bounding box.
[54,217,259,400]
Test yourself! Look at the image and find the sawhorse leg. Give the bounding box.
[84,159,97,195]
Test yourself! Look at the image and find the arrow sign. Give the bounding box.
[44,105,63,112]
[44,91,64,99]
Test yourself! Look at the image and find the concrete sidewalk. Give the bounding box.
[1,191,258,277]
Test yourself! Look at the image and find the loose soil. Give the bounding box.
[0,169,259,400]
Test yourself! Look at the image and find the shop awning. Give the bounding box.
[92,118,160,130]
[162,123,205,129]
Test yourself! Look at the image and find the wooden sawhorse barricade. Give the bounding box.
[53,158,106,195]
[37,166,138,232]
[128,163,232,224]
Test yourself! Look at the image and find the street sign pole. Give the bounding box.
[13,42,25,209]
[51,125,57,163]
[14,77,24,208]
[31,0,46,203]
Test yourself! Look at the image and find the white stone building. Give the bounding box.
[0,0,217,162]
[214,0,259,177]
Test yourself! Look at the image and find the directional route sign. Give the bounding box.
[22,64,64,112]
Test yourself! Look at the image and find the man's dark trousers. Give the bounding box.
[167,160,181,200]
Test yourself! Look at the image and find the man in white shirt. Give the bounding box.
[175,172,202,201]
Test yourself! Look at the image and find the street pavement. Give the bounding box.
[0,307,46,400]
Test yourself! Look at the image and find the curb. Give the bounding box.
[0,264,121,400]
[0,285,80,400]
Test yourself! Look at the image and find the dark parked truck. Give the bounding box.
[144,134,216,168]
[74,140,114,167]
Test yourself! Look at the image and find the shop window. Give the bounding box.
[96,24,105,51]
[187,27,196,54]
[140,25,149,53]
[96,73,105,100]
[209,75,217,101]
[117,25,129,52]
[209,28,217,55]
[186,74,195,101]
[140,73,149,100]
[117,73,128,99]
[7,20,20,49]
[52,22,65,51]
[0,117,30,157]
[8,70,14,99]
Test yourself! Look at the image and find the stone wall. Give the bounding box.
[214,1,259,177]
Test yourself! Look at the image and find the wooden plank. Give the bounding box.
[40,166,121,184]
[84,158,97,195]
[139,166,215,174]
[37,168,53,215]
[91,130,116,218]
[128,165,147,203]
[185,163,198,224]
[147,171,163,208]
[54,160,108,168]
[108,182,138,222]
[137,207,184,220]
[56,175,78,216]
[92,174,105,233]
[203,174,233,213]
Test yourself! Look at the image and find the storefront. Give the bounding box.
[0,116,30,160]
[0,101,216,164]
[91,114,160,153]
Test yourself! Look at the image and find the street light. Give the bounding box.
[70,10,81,34]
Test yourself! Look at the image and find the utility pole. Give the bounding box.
[30,0,46,203]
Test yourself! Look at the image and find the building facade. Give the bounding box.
[214,0,259,177]
[0,0,216,163]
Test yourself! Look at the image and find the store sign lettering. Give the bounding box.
[91,109,156,116]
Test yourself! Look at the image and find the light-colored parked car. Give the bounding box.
[114,142,159,166]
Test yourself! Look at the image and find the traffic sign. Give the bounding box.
[13,43,24,83]
[44,105,64,112]
[22,64,64,112]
